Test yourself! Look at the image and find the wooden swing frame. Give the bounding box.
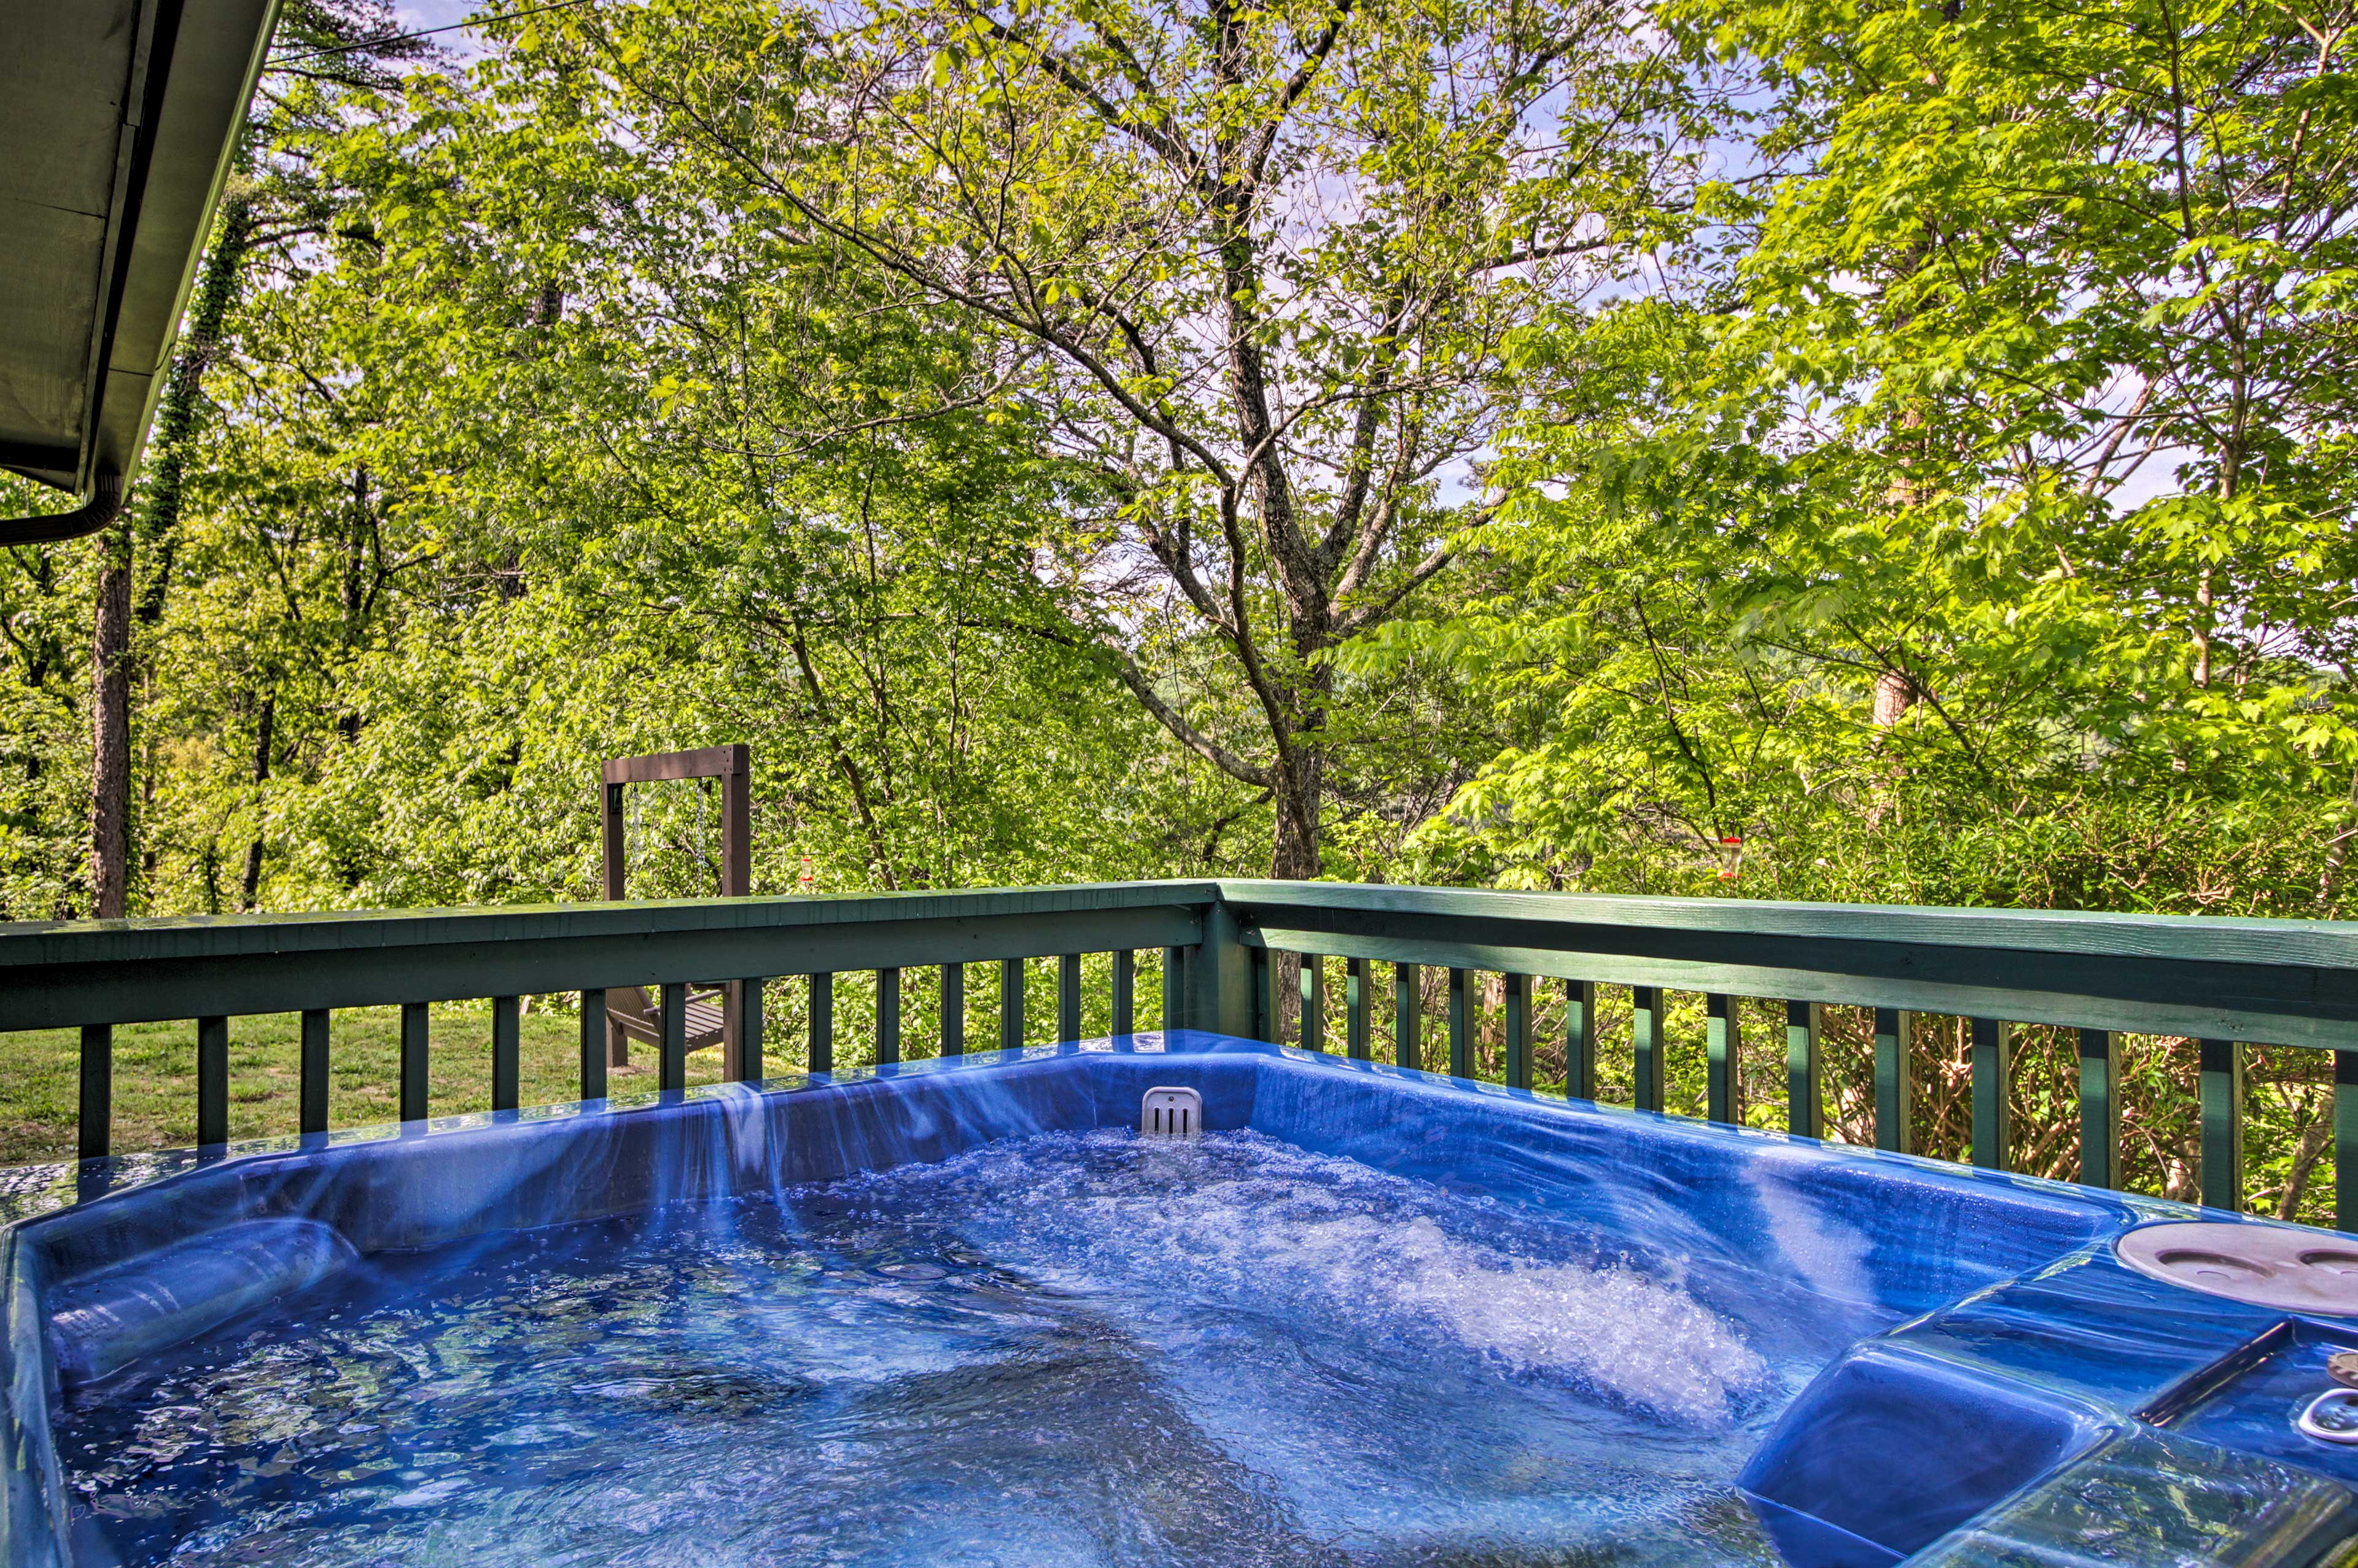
[601,744,752,1078]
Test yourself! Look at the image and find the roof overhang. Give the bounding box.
[0,0,280,535]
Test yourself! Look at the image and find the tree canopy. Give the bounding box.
[4,0,2357,1209]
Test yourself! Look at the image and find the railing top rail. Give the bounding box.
[0,882,1220,1030]
[0,880,1226,970]
[1214,880,2358,968]
[14,876,2358,1045]
[18,879,2348,969]
[1216,881,2358,1047]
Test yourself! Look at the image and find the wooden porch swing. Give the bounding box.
[601,744,751,1079]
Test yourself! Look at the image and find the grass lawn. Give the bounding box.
[0,1001,729,1167]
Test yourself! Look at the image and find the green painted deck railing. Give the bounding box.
[6,880,2357,1226]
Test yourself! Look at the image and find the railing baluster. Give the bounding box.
[1707,993,1740,1125]
[725,980,748,1081]
[660,984,688,1092]
[999,958,1023,1050]
[2077,1028,2120,1189]
[1504,972,1530,1089]
[1302,957,1325,1054]
[198,1015,228,1147]
[78,1023,111,1161]
[400,1003,429,1124]
[1565,979,1595,1101]
[1346,957,1369,1061]
[1971,1017,2012,1169]
[579,988,607,1100]
[740,979,764,1081]
[1448,968,1470,1079]
[942,963,965,1055]
[2200,1038,2244,1211]
[1632,987,1663,1112]
[1874,1007,1913,1154]
[810,973,835,1074]
[1786,1000,1820,1137]
[1395,961,1422,1072]
[877,968,901,1065]
[33,887,2358,1219]
[492,995,520,1112]
[2338,1049,2358,1232]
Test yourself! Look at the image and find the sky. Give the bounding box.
[389,1,507,58]
[397,1,483,26]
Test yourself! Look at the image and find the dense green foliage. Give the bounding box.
[4,0,2356,1210]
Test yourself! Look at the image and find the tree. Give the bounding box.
[101,16,1258,912]
[82,0,442,915]
[1338,0,2358,1215]
[573,0,1689,875]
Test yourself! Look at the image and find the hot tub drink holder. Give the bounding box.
[2117,1222,2358,1315]
[2119,1222,2358,1449]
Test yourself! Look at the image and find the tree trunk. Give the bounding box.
[86,192,257,918]
[2193,564,2214,690]
[239,691,274,909]
[88,521,134,917]
[2278,1113,2334,1222]
[1269,750,1323,879]
[1872,671,1916,728]
[1864,670,1916,829]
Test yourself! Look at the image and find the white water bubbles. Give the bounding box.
[824,1128,1773,1427]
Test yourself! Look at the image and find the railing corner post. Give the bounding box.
[1191,895,1254,1038]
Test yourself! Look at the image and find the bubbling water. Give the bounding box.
[830,1130,1773,1425]
[58,1128,1865,1567]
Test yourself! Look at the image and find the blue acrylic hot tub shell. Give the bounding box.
[6,1032,2358,1567]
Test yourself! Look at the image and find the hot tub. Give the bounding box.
[5,1033,2356,1566]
